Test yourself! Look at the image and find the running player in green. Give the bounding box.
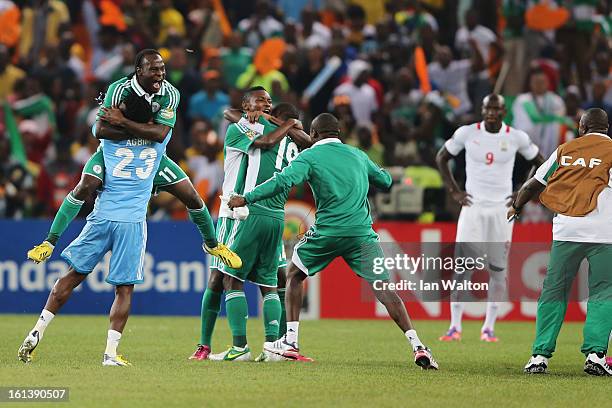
[26,49,240,269]
[189,88,308,361]
[228,113,439,368]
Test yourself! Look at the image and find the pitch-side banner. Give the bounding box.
[0,220,260,316]
[319,222,590,321]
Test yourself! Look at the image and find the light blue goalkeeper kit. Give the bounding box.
[61,76,179,285]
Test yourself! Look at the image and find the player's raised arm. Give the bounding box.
[267,115,313,149]
[251,118,300,149]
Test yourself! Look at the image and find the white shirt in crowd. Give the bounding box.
[512,91,565,158]
[455,24,496,63]
[333,82,378,126]
[428,59,472,116]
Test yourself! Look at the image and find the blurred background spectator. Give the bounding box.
[0,0,610,223]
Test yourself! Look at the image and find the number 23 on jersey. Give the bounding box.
[113,147,158,179]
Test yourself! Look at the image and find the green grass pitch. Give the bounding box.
[0,315,608,407]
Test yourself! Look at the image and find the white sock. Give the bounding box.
[450,302,464,332]
[33,309,55,336]
[104,330,122,357]
[286,321,299,346]
[405,329,425,351]
[482,302,499,332]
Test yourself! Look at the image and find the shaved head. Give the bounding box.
[482,93,505,108]
[311,113,340,141]
[481,93,506,132]
[579,108,609,136]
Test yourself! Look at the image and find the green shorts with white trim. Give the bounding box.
[212,215,284,287]
[291,227,389,282]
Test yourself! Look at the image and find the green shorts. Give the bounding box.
[211,215,284,287]
[82,148,188,193]
[292,227,389,282]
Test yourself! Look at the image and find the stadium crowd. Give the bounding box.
[0,0,610,221]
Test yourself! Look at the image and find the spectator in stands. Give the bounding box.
[18,119,51,170]
[455,9,496,65]
[91,25,123,76]
[592,50,612,106]
[185,119,223,207]
[166,45,202,132]
[513,69,566,158]
[36,140,80,216]
[188,0,223,49]
[220,33,252,88]
[333,59,378,126]
[583,81,612,128]
[343,3,376,52]
[236,63,289,94]
[427,42,483,122]
[562,86,582,142]
[94,43,135,83]
[157,0,186,45]
[58,29,85,81]
[298,8,331,50]
[500,0,527,96]
[349,125,385,166]
[188,70,229,122]
[237,0,283,49]
[296,40,337,118]
[0,137,34,218]
[18,0,70,66]
[332,94,357,141]
[0,44,24,100]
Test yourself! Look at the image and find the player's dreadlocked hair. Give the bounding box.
[271,102,300,120]
[120,91,153,124]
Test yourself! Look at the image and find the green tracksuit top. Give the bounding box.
[244,138,392,237]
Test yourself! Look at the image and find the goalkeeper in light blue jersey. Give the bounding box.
[19,50,178,367]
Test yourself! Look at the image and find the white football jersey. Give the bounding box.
[445,122,539,204]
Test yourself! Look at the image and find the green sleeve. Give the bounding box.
[103,79,127,108]
[366,155,392,190]
[225,122,261,153]
[153,85,180,128]
[245,153,312,203]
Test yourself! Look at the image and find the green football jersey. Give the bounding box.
[102,76,180,128]
[245,138,392,237]
[220,115,298,220]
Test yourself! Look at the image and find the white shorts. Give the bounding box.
[455,203,513,269]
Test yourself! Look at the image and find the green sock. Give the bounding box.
[46,193,84,245]
[187,206,218,248]
[277,289,287,337]
[263,292,282,342]
[199,288,222,346]
[225,290,248,347]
